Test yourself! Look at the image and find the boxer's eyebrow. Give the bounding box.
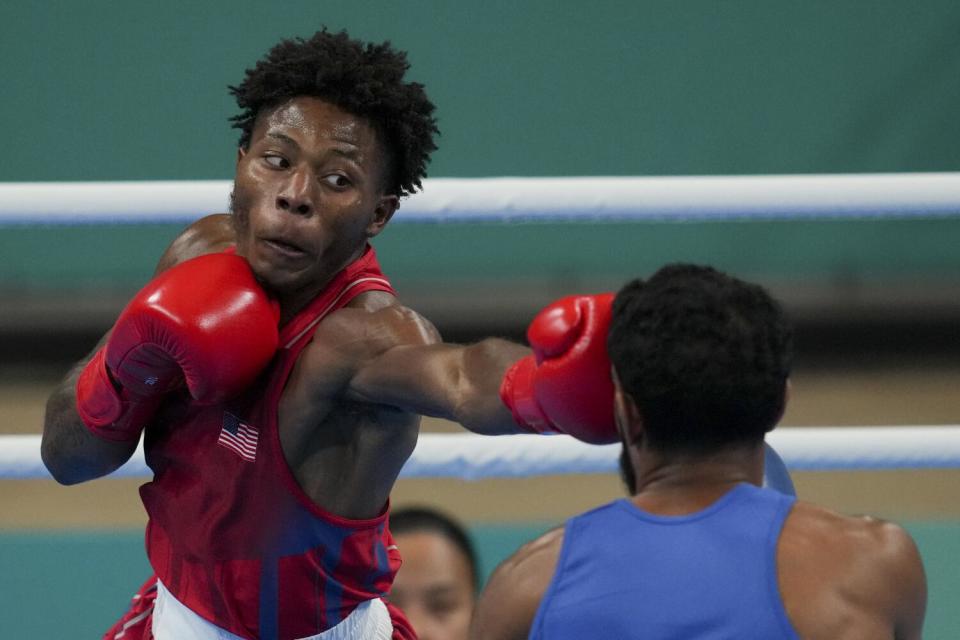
[266,132,361,160]
[329,146,361,160]
[266,132,299,147]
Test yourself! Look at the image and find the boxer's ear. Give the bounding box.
[366,195,399,238]
[612,369,643,446]
[770,378,790,430]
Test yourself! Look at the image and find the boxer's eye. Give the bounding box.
[322,174,351,189]
[263,154,289,169]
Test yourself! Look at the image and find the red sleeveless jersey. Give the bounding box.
[139,246,407,640]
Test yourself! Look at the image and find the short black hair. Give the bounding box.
[607,264,793,454]
[229,29,439,197]
[390,506,479,591]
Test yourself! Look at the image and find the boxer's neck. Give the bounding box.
[628,444,764,515]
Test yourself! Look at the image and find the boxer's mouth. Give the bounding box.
[261,236,308,259]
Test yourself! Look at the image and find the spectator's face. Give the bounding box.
[391,531,476,640]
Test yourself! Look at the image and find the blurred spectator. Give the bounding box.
[389,507,479,640]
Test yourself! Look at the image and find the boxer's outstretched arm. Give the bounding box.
[42,335,140,484]
[345,295,619,441]
[348,337,531,435]
[303,301,524,434]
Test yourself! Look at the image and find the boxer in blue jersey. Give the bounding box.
[472,264,927,640]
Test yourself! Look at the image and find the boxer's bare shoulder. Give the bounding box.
[471,527,564,640]
[281,298,440,429]
[315,299,441,384]
[778,500,926,639]
[155,214,235,273]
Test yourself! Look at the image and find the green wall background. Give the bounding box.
[3,218,960,294]
[2,1,960,182]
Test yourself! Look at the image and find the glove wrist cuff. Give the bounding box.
[499,356,559,435]
[75,349,143,442]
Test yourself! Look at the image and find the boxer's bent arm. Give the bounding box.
[42,215,233,484]
[41,335,139,484]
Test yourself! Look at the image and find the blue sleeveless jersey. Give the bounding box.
[530,483,800,640]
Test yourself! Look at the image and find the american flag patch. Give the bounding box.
[217,412,259,462]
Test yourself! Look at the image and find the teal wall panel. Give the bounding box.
[2,1,960,182]
[3,218,959,292]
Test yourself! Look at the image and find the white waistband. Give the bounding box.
[152,579,392,640]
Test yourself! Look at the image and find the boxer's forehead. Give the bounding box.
[250,97,381,160]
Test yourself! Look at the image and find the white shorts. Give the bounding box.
[152,579,393,640]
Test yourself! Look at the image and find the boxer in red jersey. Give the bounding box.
[41,30,619,640]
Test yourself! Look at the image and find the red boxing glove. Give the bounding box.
[76,253,280,441]
[499,293,618,444]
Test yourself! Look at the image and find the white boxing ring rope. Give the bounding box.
[3,427,960,480]
[2,173,960,224]
[2,175,960,479]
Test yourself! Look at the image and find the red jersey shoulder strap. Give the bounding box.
[280,245,395,350]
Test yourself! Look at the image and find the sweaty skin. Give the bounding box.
[41,98,529,525]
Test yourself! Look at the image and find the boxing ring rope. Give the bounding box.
[2,175,959,479]
[3,427,960,480]
[2,173,960,224]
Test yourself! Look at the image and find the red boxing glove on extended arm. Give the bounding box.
[76,253,280,441]
[499,293,618,444]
